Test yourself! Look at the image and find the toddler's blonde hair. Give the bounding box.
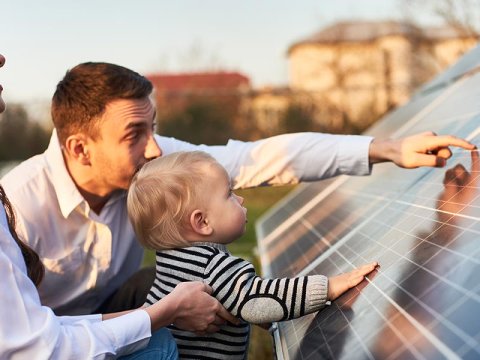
[127,151,221,250]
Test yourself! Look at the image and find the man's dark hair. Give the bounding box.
[51,62,153,144]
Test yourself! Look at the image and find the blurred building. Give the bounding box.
[286,20,477,131]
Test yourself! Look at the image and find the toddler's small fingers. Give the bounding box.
[358,265,372,274]
[350,274,365,285]
[361,262,378,272]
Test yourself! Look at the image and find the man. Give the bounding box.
[2,62,475,317]
[0,53,236,359]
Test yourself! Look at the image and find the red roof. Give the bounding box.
[147,72,250,92]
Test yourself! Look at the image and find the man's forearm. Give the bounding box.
[368,132,475,168]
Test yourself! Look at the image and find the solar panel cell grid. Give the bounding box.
[270,146,480,359]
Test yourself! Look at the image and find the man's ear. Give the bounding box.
[64,134,91,165]
[190,209,213,236]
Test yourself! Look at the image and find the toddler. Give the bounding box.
[127,151,377,359]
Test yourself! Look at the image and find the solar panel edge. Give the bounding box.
[418,44,480,95]
[256,182,312,235]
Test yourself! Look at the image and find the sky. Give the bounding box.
[1,0,438,103]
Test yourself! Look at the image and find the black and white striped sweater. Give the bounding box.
[145,243,328,359]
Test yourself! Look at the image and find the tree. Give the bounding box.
[158,97,237,145]
[279,103,318,134]
[0,104,50,161]
[403,0,480,39]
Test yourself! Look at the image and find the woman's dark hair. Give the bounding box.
[0,185,44,286]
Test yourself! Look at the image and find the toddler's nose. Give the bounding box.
[235,193,244,205]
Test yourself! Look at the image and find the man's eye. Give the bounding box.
[127,132,139,141]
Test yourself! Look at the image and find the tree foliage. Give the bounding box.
[0,104,51,161]
[157,97,238,145]
[280,103,316,133]
[403,0,480,39]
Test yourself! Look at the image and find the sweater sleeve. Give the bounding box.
[204,252,329,324]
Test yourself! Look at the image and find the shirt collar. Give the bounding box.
[45,129,85,218]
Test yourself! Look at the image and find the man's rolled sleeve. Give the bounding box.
[337,135,373,176]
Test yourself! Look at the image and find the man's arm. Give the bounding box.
[156,132,372,188]
[157,131,476,190]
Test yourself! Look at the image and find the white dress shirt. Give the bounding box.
[0,205,151,359]
[1,131,372,314]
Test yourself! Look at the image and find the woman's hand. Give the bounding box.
[145,281,239,334]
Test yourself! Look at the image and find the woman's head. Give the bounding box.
[0,54,6,113]
[0,52,44,286]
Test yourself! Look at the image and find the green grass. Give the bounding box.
[142,185,295,359]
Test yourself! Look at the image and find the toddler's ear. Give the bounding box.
[190,210,213,236]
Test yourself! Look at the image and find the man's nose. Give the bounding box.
[145,134,162,159]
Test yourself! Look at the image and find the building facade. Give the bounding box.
[287,20,477,131]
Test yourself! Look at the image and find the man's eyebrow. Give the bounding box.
[124,121,148,131]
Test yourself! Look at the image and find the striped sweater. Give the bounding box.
[145,243,329,359]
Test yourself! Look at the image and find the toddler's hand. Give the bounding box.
[327,262,378,301]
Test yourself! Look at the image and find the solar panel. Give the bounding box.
[256,45,480,359]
